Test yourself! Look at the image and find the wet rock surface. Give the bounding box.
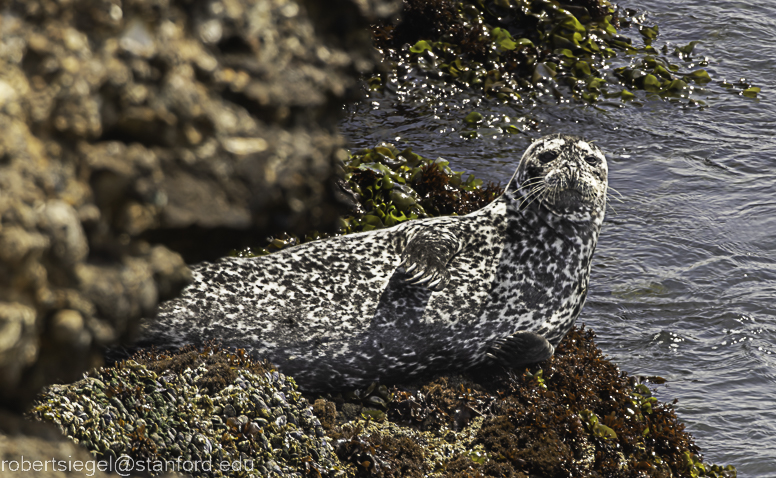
[0,0,399,412]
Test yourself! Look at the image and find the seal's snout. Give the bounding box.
[544,168,571,189]
[545,161,583,190]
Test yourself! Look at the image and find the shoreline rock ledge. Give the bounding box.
[0,0,399,413]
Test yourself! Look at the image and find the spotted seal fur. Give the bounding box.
[137,134,608,390]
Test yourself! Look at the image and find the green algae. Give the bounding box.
[369,0,759,105]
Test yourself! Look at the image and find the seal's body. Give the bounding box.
[138,134,608,390]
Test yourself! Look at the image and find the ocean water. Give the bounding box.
[340,0,776,475]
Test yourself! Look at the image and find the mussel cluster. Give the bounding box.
[33,353,341,477]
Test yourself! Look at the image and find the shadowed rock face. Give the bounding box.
[0,0,399,410]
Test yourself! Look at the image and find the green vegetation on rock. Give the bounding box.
[369,0,759,106]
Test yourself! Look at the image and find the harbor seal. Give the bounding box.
[136,134,608,390]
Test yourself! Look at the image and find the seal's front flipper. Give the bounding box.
[486,331,555,368]
[399,228,462,291]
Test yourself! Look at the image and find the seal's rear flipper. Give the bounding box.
[486,331,555,368]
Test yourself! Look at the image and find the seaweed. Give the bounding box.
[130,343,272,394]
[335,427,425,478]
[368,0,758,106]
[314,327,736,478]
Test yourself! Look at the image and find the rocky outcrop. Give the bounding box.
[0,0,399,411]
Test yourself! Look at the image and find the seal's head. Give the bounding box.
[509,134,608,223]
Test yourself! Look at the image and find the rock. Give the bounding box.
[0,0,400,412]
[0,303,38,391]
[147,245,191,300]
[33,351,341,477]
[341,402,363,422]
[49,309,89,348]
[38,201,89,267]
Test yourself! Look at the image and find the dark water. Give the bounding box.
[340,0,776,475]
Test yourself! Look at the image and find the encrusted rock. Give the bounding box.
[0,303,38,389]
[49,309,89,347]
[0,410,114,478]
[33,348,344,477]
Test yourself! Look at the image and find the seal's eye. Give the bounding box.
[584,155,600,166]
[539,151,558,163]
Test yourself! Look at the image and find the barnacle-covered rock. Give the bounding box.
[33,346,344,477]
[0,409,114,478]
